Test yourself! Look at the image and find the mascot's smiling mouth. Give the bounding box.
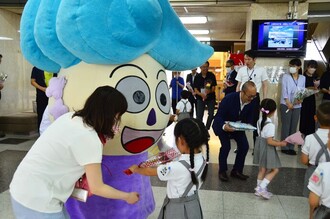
[121,127,164,154]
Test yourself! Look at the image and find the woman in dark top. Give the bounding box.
[299,60,319,136]
[320,59,330,103]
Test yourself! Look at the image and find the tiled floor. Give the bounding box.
[0,119,309,219]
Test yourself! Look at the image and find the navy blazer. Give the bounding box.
[212,92,255,136]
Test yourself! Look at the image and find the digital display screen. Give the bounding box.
[251,20,308,57]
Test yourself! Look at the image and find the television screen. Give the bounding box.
[251,20,308,58]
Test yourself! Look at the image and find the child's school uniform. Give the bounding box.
[301,129,330,197]
[308,162,330,219]
[253,118,281,168]
[156,153,206,219]
[176,99,192,121]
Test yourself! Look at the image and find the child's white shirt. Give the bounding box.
[257,117,275,138]
[308,162,330,208]
[301,128,329,165]
[157,153,204,199]
[176,99,192,113]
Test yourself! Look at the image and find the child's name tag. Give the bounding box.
[71,188,88,202]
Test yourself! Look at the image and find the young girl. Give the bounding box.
[176,90,192,121]
[253,98,287,199]
[129,118,209,219]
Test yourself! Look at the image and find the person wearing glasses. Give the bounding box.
[235,50,269,145]
[212,81,257,182]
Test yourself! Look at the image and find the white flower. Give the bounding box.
[0,72,8,82]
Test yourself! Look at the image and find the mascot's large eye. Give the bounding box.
[156,80,170,114]
[116,76,150,113]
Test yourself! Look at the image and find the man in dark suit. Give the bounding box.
[185,68,197,117]
[212,81,257,181]
[223,59,238,96]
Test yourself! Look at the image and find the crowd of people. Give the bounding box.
[8,53,330,219]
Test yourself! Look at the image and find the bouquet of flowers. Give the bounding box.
[293,88,319,105]
[224,80,234,87]
[0,72,8,84]
[227,121,257,131]
[285,131,305,145]
[124,148,181,175]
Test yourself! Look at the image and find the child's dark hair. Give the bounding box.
[174,118,209,185]
[259,98,277,131]
[316,102,330,127]
[180,90,190,99]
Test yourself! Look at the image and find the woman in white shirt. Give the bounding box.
[10,86,139,219]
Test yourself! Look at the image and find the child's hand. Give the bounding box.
[129,165,139,173]
[125,192,139,204]
[280,141,287,147]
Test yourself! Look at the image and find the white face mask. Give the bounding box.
[307,68,316,74]
[289,67,297,74]
[226,67,231,72]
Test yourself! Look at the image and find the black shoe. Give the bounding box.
[219,172,229,182]
[230,170,249,180]
[288,150,297,155]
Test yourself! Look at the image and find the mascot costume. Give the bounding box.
[20,0,213,218]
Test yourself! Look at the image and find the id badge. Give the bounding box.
[71,188,88,202]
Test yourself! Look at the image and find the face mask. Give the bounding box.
[307,68,316,74]
[226,67,231,72]
[289,67,297,74]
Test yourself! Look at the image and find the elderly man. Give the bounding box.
[213,81,257,181]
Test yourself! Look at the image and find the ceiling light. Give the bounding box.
[195,37,210,42]
[180,16,207,24]
[189,30,209,35]
[0,37,13,40]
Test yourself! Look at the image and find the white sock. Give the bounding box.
[257,180,262,186]
[260,178,270,189]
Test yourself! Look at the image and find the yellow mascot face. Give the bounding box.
[57,54,170,155]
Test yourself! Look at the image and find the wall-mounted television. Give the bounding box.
[251,19,308,58]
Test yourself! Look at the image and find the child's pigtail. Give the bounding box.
[201,142,209,182]
[189,149,198,185]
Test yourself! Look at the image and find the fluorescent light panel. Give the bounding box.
[180,16,207,24]
[189,29,209,35]
[0,37,13,40]
[196,37,210,42]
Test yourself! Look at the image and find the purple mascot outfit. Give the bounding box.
[19,0,213,218]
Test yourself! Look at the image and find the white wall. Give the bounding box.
[0,9,34,116]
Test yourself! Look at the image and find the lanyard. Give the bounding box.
[290,74,299,87]
[247,68,255,80]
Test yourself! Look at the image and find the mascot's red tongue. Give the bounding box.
[124,137,154,153]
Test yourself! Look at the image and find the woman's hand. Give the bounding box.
[125,192,139,204]
[286,102,293,109]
